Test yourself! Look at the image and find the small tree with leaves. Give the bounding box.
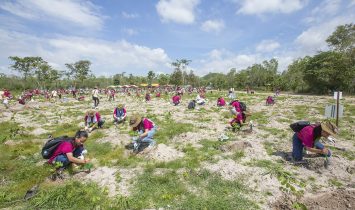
[65,60,91,84]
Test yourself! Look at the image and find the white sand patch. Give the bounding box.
[84,166,118,197]
[144,144,184,162]
[31,127,48,136]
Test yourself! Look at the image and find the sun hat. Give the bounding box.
[87,109,96,116]
[321,121,338,136]
[129,114,142,128]
[117,104,124,109]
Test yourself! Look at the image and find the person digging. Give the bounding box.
[113,104,127,126]
[48,130,91,180]
[84,110,105,133]
[129,114,157,153]
[292,121,338,167]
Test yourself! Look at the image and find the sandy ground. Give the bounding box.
[1,92,354,209]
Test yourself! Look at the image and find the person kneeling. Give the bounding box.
[129,114,157,152]
[292,121,337,164]
[113,104,127,125]
[48,130,90,179]
[85,110,105,132]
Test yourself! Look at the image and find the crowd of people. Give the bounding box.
[1,86,339,180]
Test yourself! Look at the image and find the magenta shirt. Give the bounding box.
[231,101,241,112]
[143,118,154,130]
[217,98,226,106]
[297,125,315,148]
[172,95,180,103]
[48,141,75,163]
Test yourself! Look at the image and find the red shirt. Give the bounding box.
[231,101,241,112]
[297,125,315,148]
[172,95,181,103]
[48,141,75,163]
[217,98,226,106]
[143,118,154,130]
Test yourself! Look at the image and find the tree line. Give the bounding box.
[1,23,354,94]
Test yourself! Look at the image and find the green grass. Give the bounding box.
[28,181,129,209]
[328,178,343,187]
[250,111,269,125]
[127,168,258,209]
[49,122,81,137]
[0,141,52,207]
[293,105,308,119]
[0,121,35,143]
[155,142,223,169]
[154,120,194,144]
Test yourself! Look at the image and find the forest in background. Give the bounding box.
[0,23,353,94]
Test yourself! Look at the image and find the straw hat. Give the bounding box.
[321,121,338,136]
[87,109,96,116]
[129,114,142,128]
[117,104,124,109]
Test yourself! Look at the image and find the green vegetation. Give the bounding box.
[127,169,258,209]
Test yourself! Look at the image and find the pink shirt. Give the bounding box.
[231,101,241,112]
[297,125,315,148]
[172,95,180,103]
[49,141,75,163]
[217,98,226,106]
[143,118,154,130]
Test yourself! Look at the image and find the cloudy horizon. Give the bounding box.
[0,0,354,77]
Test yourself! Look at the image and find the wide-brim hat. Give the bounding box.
[117,104,124,109]
[87,109,96,116]
[129,114,142,128]
[321,121,338,136]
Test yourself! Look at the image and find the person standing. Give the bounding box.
[92,87,100,108]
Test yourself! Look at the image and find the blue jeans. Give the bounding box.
[292,133,331,161]
[54,146,84,168]
[134,127,157,147]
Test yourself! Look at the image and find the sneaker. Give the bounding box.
[133,142,139,151]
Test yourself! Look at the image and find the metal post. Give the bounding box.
[336,91,339,126]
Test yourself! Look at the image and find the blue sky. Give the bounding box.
[0,0,354,76]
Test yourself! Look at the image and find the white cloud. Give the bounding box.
[122,28,138,36]
[122,12,139,19]
[201,19,225,33]
[304,0,341,24]
[0,29,171,76]
[295,15,353,53]
[0,0,104,29]
[236,0,306,15]
[156,0,200,24]
[256,40,280,52]
[196,49,263,75]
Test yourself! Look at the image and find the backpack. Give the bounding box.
[289,121,310,132]
[41,136,71,159]
[188,100,196,109]
[239,102,247,112]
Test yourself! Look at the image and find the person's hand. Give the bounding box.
[85,126,88,130]
[322,148,329,155]
[84,159,90,163]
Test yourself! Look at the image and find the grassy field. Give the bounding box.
[0,91,354,209]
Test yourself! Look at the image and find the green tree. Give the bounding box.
[65,60,91,83]
[9,56,45,81]
[157,73,170,85]
[304,51,350,93]
[147,70,156,85]
[171,59,191,86]
[326,23,355,53]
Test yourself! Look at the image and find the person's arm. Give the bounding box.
[113,109,118,120]
[139,128,149,139]
[305,147,328,155]
[66,152,90,164]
